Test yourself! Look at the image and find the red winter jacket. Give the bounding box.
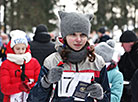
[0,41,41,102]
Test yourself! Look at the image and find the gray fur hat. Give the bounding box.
[58,11,93,38]
[95,40,115,62]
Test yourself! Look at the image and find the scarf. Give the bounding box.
[58,45,88,64]
[106,60,117,71]
[56,37,88,63]
[66,47,87,63]
[7,52,32,65]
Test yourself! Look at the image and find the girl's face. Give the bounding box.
[121,42,134,52]
[66,33,88,51]
[13,43,27,54]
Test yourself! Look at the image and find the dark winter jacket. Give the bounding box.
[118,42,138,81]
[99,35,111,43]
[131,69,138,102]
[95,34,111,44]
[29,34,56,66]
[118,41,138,102]
[27,53,110,102]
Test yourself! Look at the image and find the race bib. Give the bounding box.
[58,72,94,97]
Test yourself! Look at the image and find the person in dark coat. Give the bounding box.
[118,30,138,102]
[94,27,111,44]
[131,69,138,102]
[29,24,56,66]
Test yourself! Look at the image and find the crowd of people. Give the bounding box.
[0,10,138,102]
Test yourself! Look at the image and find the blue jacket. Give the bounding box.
[107,65,123,102]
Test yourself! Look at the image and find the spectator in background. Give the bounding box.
[0,44,7,62]
[1,33,9,45]
[118,30,138,102]
[0,34,9,62]
[95,39,124,102]
[94,27,111,44]
[0,37,3,48]
[29,24,56,66]
[0,30,41,102]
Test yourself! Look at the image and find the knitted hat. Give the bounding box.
[120,30,137,43]
[33,24,51,42]
[10,30,28,48]
[58,11,93,38]
[95,40,115,62]
[35,24,48,34]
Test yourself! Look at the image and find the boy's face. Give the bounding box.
[66,32,88,51]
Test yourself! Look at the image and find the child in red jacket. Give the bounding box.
[0,30,41,102]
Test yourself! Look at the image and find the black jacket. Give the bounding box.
[131,69,138,102]
[118,41,138,102]
[95,34,111,44]
[118,42,138,81]
[29,34,56,66]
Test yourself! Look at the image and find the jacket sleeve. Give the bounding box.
[27,66,52,102]
[131,69,138,102]
[29,59,41,88]
[0,62,22,95]
[110,68,124,102]
[97,66,111,102]
[118,55,125,73]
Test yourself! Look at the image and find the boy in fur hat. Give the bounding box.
[27,11,110,102]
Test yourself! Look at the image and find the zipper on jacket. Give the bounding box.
[75,63,79,72]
